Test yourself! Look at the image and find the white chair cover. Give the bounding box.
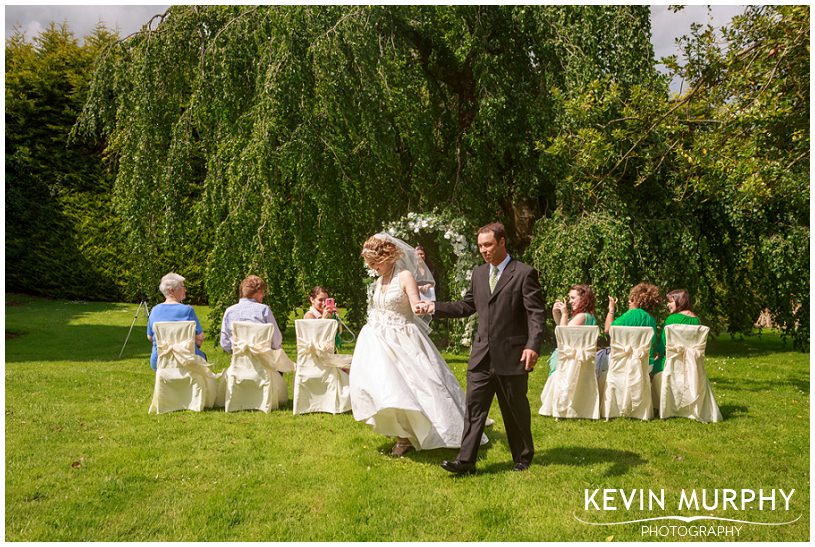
[604,326,654,420]
[652,324,722,423]
[224,321,294,413]
[148,321,222,414]
[539,325,600,419]
[293,319,352,415]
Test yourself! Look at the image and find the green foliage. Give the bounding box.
[75,6,658,338]
[529,6,809,348]
[5,23,125,300]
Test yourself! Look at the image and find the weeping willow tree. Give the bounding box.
[530,5,809,348]
[75,5,658,334]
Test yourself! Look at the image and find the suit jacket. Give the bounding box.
[434,258,546,375]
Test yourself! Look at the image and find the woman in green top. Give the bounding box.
[653,288,700,374]
[547,284,598,376]
[604,282,661,370]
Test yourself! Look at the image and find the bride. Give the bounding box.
[350,233,484,457]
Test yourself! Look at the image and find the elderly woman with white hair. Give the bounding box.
[146,272,207,371]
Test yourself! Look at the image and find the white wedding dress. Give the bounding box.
[350,269,477,450]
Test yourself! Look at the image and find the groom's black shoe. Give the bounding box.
[512,462,530,472]
[441,459,475,475]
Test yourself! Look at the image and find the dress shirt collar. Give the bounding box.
[492,254,512,277]
[239,298,259,303]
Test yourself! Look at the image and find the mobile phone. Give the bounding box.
[325,298,335,309]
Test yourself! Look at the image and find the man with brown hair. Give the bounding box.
[220,275,282,353]
[417,222,546,473]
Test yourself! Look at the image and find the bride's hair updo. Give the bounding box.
[361,236,403,268]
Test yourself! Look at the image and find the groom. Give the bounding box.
[416,222,546,473]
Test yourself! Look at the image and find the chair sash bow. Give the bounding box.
[665,342,706,407]
[610,342,650,410]
[157,341,198,366]
[233,339,294,373]
[156,340,219,381]
[296,337,352,369]
[555,344,595,413]
[558,344,592,364]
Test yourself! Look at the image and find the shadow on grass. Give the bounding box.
[538,446,646,477]
[5,295,307,365]
[6,296,153,363]
[718,404,749,420]
[705,332,801,358]
[712,375,809,394]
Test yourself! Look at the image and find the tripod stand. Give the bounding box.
[119,299,151,358]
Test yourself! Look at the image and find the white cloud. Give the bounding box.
[5,5,170,43]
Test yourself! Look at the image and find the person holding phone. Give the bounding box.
[304,286,337,320]
[304,286,345,352]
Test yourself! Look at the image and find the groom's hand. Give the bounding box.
[520,349,538,371]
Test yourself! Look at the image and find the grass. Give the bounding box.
[5,294,810,541]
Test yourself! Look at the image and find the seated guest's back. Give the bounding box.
[220,275,282,354]
[147,272,207,371]
[654,288,700,374]
[604,282,661,368]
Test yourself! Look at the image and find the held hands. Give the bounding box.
[414,301,435,315]
[520,348,538,371]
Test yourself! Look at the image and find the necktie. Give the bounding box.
[489,266,498,293]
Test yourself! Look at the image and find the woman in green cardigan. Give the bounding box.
[604,282,662,370]
[653,288,700,374]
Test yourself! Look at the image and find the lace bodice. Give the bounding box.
[367,271,415,329]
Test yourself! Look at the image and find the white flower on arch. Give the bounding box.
[382,210,479,349]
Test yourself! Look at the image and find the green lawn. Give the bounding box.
[5,295,810,541]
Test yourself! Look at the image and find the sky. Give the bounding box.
[4,4,747,92]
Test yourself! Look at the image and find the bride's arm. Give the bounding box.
[399,270,423,313]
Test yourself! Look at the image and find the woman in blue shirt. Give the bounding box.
[147,272,207,370]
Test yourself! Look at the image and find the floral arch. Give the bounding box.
[383,210,479,349]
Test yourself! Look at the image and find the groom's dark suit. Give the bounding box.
[434,258,546,466]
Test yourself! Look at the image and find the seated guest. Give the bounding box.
[653,288,700,374]
[147,272,207,371]
[304,286,337,320]
[552,284,597,327]
[304,285,346,352]
[604,282,661,370]
[220,275,282,354]
[548,284,598,377]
